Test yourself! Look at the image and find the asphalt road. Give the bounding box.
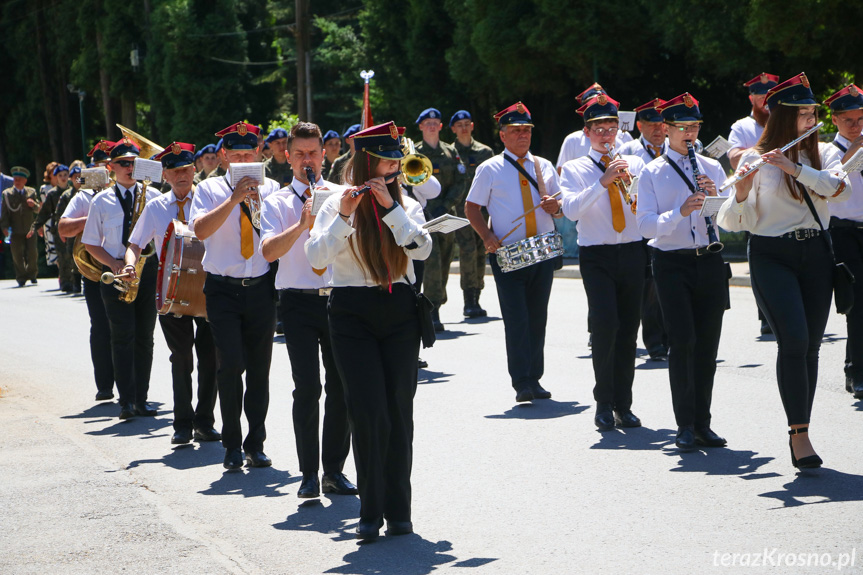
[1,273,862,575]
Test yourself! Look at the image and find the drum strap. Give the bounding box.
[502,154,539,192]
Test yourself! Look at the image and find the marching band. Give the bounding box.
[9,72,863,541]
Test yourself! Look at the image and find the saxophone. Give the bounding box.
[101,180,155,303]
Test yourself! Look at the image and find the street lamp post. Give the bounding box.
[68,84,87,158]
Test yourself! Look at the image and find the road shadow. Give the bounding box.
[665,448,773,476]
[759,468,863,508]
[61,401,121,421]
[434,329,474,341]
[634,359,668,370]
[325,535,497,575]
[81,403,172,439]
[199,466,299,498]
[853,398,863,412]
[460,315,502,325]
[756,334,777,342]
[822,332,845,344]
[485,399,588,420]
[591,427,676,451]
[126,440,225,471]
[417,369,453,385]
[273,496,360,542]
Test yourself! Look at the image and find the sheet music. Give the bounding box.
[841,148,863,174]
[79,167,110,189]
[618,111,636,132]
[699,195,727,218]
[422,214,471,234]
[229,162,265,187]
[310,187,339,216]
[132,158,163,183]
[704,136,732,159]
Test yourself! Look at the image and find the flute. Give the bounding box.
[349,170,403,198]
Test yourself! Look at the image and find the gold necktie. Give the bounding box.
[240,211,254,259]
[176,198,189,223]
[516,158,537,238]
[600,154,626,233]
[649,145,662,157]
[305,189,326,275]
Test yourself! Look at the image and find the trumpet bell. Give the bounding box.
[399,138,433,187]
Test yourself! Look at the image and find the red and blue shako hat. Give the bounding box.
[658,93,703,123]
[634,98,666,123]
[825,84,863,113]
[766,73,817,110]
[155,142,196,170]
[353,121,406,160]
[576,83,606,105]
[109,137,141,160]
[215,122,261,150]
[577,94,620,122]
[744,73,779,95]
[87,140,115,163]
[494,102,533,127]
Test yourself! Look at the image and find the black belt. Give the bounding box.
[829,217,863,230]
[773,229,821,241]
[207,273,269,287]
[659,247,717,257]
[283,287,332,296]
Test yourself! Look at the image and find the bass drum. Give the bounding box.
[157,220,207,318]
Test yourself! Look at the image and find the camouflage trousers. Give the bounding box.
[423,231,454,308]
[455,221,485,291]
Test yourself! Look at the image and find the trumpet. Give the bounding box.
[400,138,433,187]
[604,143,633,205]
[244,193,261,229]
[719,122,823,192]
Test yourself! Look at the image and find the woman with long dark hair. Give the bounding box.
[305,121,432,540]
[718,73,850,469]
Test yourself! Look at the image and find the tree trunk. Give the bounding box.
[34,0,61,161]
[120,97,137,133]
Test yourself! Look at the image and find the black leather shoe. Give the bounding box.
[847,376,863,399]
[193,427,222,442]
[133,402,157,416]
[760,319,773,335]
[245,451,272,468]
[694,426,727,447]
[515,387,534,403]
[432,309,445,332]
[647,346,668,361]
[95,390,114,401]
[614,410,642,428]
[417,357,428,369]
[297,475,320,498]
[118,403,135,420]
[594,403,615,431]
[171,429,193,445]
[385,520,413,536]
[530,382,552,400]
[223,448,244,470]
[675,426,696,451]
[322,472,358,495]
[356,518,383,541]
[789,427,822,469]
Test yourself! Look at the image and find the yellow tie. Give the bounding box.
[176,198,189,223]
[649,145,662,158]
[305,189,326,276]
[516,158,537,238]
[600,155,626,233]
[240,211,254,259]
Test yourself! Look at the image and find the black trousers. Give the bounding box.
[100,257,158,405]
[640,242,667,352]
[158,314,218,432]
[580,242,645,410]
[204,274,275,452]
[652,250,726,428]
[328,284,420,524]
[489,255,555,391]
[749,235,833,426]
[279,290,350,476]
[831,222,863,380]
[83,277,114,394]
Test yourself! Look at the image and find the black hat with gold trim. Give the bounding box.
[658,93,703,123]
[155,142,196,170]
[577,94,620,122]
[635,98,666,123]
[576,83,606,105]
[743,73,779,95]
[825,84,863,113]
[215,122,261,150]
[353,122,406,160]
[766,73,817,110]
[494,102,533,127]
[109,137,141,160]
[87,140,115,163]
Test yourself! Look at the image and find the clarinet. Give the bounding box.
[686,140,723,253]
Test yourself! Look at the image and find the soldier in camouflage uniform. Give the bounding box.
[30,164,72,291]
[54,165,84,293]
[322,129,341,182]
[263,128,293,188]
[193,143,220,184]
[415,108,468,331]
[450,110,495,318]
[0,166,41,286]
[327,124,360,184]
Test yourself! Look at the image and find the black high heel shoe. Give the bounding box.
[788,427,823,469]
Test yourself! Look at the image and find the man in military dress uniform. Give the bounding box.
[415,107,467,330]
[264,128,293,188]
[450,109,494,318]
[0,166,41,286]
[328,124,360,184]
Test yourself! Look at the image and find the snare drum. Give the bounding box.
[157,220,207,318]
[496,231,564,273]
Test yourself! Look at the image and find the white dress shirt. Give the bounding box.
[560,148,645,246]
[556,129,633,169]
[727,115,764,152]
[636,149,729,250]
[466,149,561,245]
[128,189,195,255]
[189,171,280,279]
[260,177,343,290]
[406,175,441,208]
[61,188,98,219]
[826,134,863,222]
[81,184,160,259]
[618,136,667,165]
[305,193,432,287]
[717,143,849,236]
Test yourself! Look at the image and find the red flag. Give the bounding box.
[360,70,375,129]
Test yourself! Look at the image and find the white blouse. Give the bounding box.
[717,142,850,236]
[304,192,432,287]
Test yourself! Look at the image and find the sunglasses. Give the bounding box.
[114,160,135,168]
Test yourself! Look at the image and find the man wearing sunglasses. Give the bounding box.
[81,139,161,420]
